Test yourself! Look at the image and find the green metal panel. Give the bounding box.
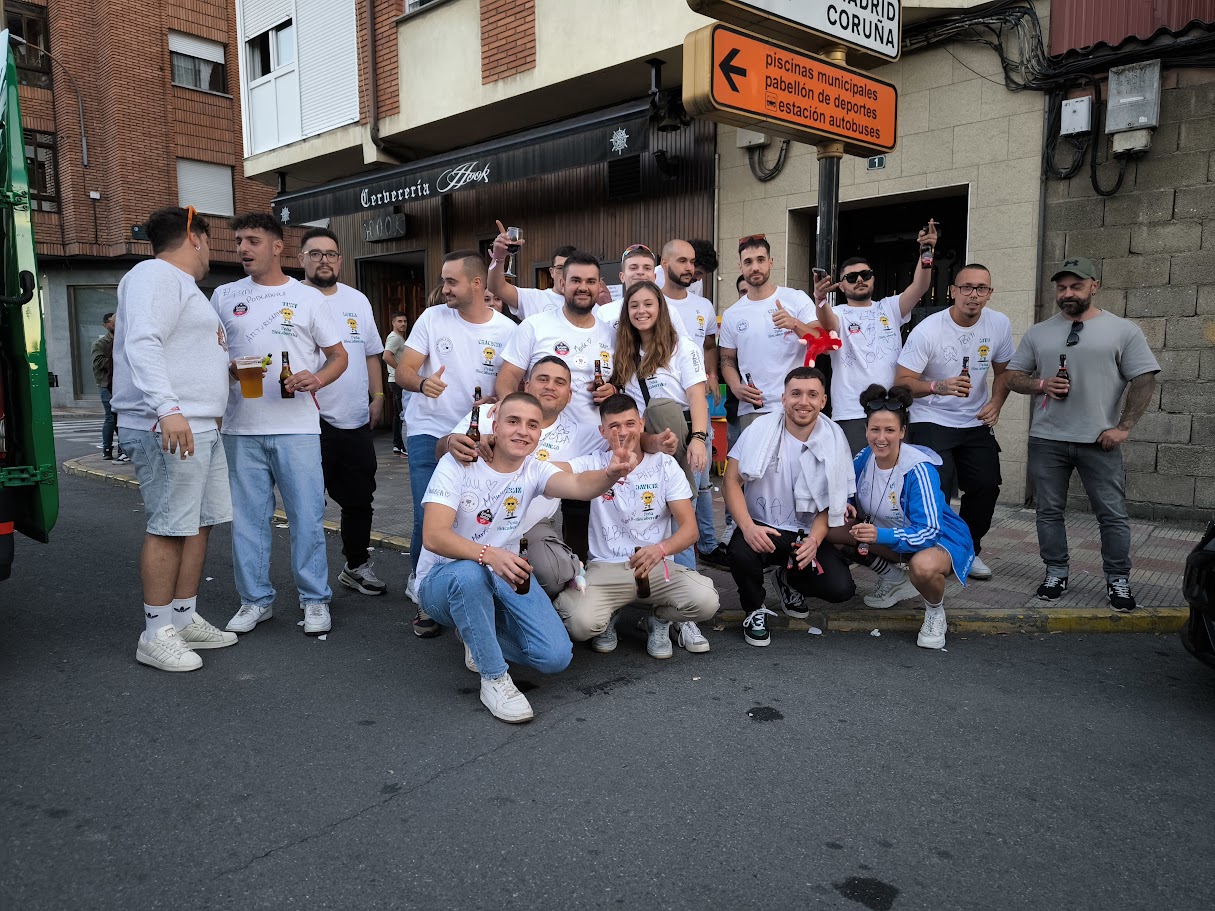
[0,34,58,543]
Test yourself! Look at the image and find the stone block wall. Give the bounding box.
[1041,69,1215,521]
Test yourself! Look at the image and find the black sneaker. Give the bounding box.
[698,544,730,569]
[1107,578,1137,613]
[774,567,809,619]
[1036,574,1068,601]
[102,450,113,460]
[743,608,777,647]
[413,607,441,638]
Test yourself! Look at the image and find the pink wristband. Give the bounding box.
[929,381,937,395]
[1038,379,1045,392]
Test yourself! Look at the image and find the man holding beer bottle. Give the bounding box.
[1004,257,1159,613]
[211,213,349,638]
[418,392,638,724]
[554,395,719,660]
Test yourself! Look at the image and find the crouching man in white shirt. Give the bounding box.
[418,393,638,724]
[554,395,720,659]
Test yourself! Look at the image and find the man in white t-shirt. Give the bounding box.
[554,394,720,659]
[811,220,939,453]
[719,235,819,434]
[592,244,689,337]
[396,250,518,635]
[895,263,1014,581]
[486,226,575,321]
[661,238,728,568]
[382,311,409,455]
[723,367,857,647]
[437,355,601,596]
[419,393,638,724]
[301,228,390,598]
[212,212,349,639]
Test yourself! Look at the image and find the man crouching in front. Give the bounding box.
[418,392,638,723]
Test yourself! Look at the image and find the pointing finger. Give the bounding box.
[495,219,506,235]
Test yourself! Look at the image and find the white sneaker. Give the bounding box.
[339,561,387,595]
[136,625,203,672]
[226,603,272,633]
[917,604,947,650]
[303,603,332,635]
[676,620,711,653]
[405,572,419,605]
[463,641,478,674]
[864,570,919,609]
[640,615,673,659]
[590,612,619,653]
[480,672,534,723]
[970,555,993,580]
[178,613,237,650]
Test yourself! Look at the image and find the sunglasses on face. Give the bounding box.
[864,399,905,414]
[1066,320,1083,347]
[842,270,874,283]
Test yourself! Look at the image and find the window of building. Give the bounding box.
[169,32,228,94]
[247,20,294,81]
[24,131,58,213]
[405,0,448,11]
[176,159,235,217]
[5,1,52,88]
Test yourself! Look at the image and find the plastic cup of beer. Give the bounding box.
[235,356,265,399]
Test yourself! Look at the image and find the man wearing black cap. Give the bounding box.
[1005,256,1159,613]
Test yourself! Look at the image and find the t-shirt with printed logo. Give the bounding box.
[665,290,717,346]
[568,450,692,565]
[828,295,910,421]
[416,454,562,590]
[501,308,616,429]
[718,288,817,416]
[212,276,343,435]
[403,305,517,438]
[315,283,385,430]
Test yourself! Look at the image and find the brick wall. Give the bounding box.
[480,0,535,84]
[1041,68,1215,521]
[357,0,400,122]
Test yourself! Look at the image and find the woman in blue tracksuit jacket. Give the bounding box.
[829,384,975,650]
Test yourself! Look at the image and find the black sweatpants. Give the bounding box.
[727,522,856,614]
[320,419,378,569]
[910,422,1001,555]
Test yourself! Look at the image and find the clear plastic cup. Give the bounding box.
[234,356,266,399]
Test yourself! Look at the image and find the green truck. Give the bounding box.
[0,31,57,581]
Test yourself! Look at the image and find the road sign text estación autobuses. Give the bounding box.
[766,52,887,143]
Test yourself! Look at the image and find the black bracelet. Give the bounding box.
[417,375,427,393]
[690,431,709,441]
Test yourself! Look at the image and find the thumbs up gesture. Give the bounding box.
[772,299,797,331]
[421,365,448,399]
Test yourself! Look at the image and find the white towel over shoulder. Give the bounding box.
[736,411,786,482]
[793,416,856,526]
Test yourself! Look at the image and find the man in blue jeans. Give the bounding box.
[91,312,128,462]
[1005,256,1159,613]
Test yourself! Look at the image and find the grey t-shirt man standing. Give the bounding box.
[1005,256,1159,613]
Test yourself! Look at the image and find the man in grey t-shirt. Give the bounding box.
[1005,256,1159,613]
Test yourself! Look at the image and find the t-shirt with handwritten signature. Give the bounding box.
[568,450,692,565]
[415,454,561,590]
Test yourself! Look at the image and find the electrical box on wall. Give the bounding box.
[736,128,770,149]
[1060,96,1092,135]
[1106,60,1161,134]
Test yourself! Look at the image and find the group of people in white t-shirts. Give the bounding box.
[116,207,1156,727]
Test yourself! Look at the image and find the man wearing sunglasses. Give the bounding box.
[1005,257,1159,613]
[812,222,938,453]
[894,264,1014,581]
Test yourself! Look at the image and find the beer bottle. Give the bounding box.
[593,359,604,388]
[634,547,651,598]
[467,404,481,462]
[960,356,971,396]
[473,385,482,403]
[787,529,806,571]
[1056,354,1070,399]
[516,537,531,595]
[279,351,294,398]
[857,517,870,557]
[744,372,754,386]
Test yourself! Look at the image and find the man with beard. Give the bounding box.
[301,227,388,597]
[811,221,938,454]
[1005,257,1159,613]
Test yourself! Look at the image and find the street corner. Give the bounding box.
[62,454,140,490]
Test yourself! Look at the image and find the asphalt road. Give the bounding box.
[3,423,1214,910]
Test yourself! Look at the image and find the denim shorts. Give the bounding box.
[118,428,232,536]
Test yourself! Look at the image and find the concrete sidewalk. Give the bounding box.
[63,430,1197,634]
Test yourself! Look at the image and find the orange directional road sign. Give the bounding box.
[684,23,898,157]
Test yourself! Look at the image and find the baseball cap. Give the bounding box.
[1051,256,1098,282]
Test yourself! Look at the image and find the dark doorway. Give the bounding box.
[357,252,428,335]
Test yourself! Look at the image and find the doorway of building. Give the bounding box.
[357,252,428,336]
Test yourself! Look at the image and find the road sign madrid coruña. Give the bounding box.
[683,23,897,156]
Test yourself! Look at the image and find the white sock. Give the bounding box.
[923,598,944,611]
[143,604,172,640]
[170,597,197,631]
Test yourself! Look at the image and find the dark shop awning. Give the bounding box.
[272,101,653,225]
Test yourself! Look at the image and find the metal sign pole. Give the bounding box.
[815,46,847,277]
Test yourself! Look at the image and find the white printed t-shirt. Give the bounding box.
[513,287,564,321]
[729,421,814,532]
[501,308,616,429]
[594,299,690,338]
[665,290,717,346]
[898,307,1015,429]
[718,288,817,416]
[416,454,561,590]
[568,450,692,565]
[403,306,517,438]
[622,337,707,411]
[212,276,342,435]
[315,283,385,430]
[829,295,910,421]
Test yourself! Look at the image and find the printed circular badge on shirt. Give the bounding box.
[536,449,550,461]
[737,320,749,332]
[573,355,588,370]
[555,342,570,356]
[437,337,454,357]
[459,492,478,513]
[233,303,248,316]
[477,509,493,525]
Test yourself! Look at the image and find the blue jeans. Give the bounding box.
[693,460,718,553]
[99,388,117,454]
[407,433,440,572]
[222,434,331,606]
[420,560,572,680]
